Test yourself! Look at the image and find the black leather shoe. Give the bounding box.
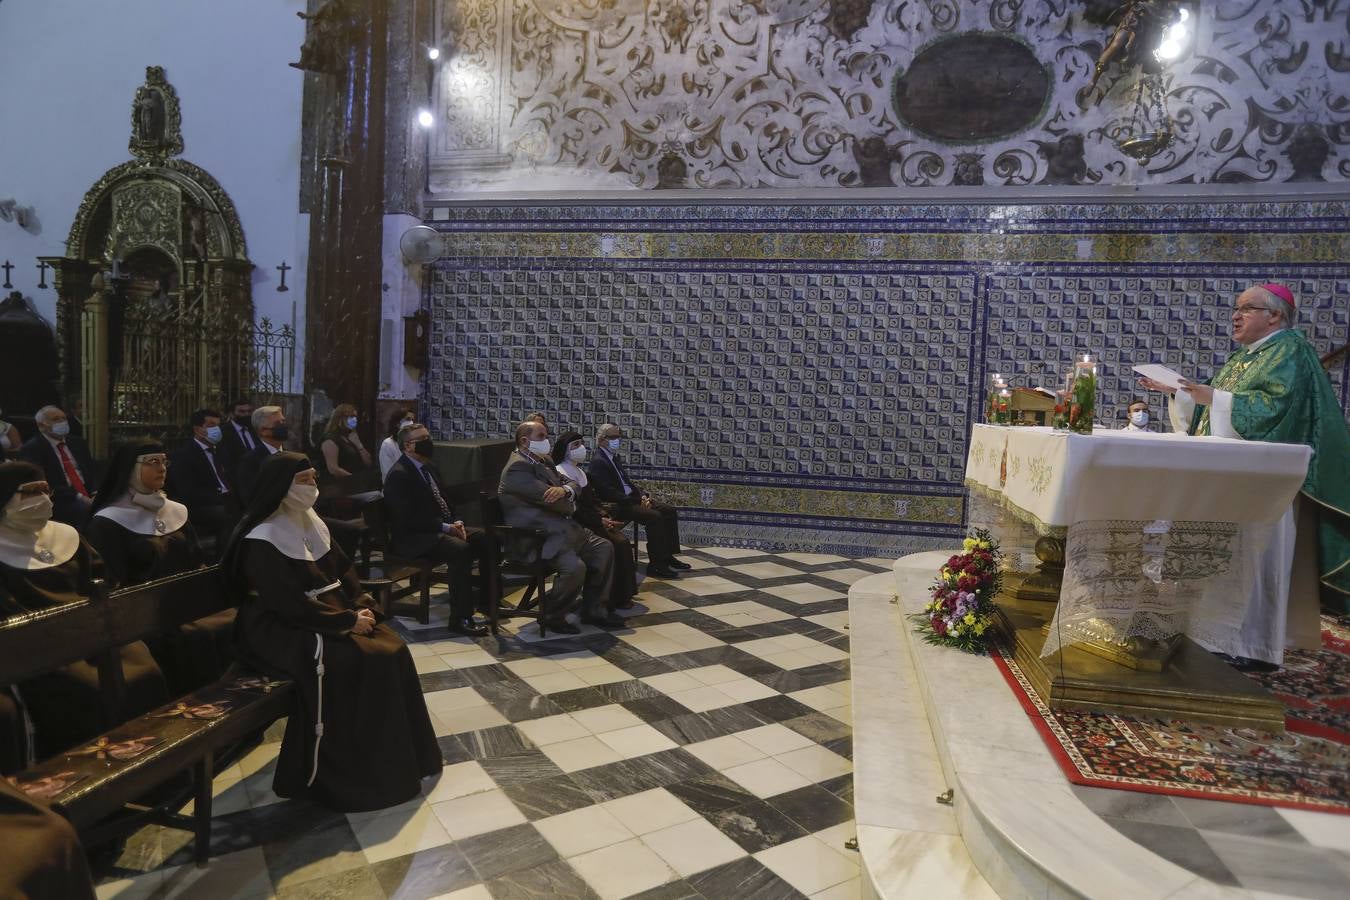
[449,618,488,637]
[582,613,625,629]
[647,565,678,578]
[543,620,580,635]
[614,599,636,610]
[668,558,692,570]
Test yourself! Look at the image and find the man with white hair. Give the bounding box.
[18,405,97,527]
[235,405,288,503]
[1139,283,1350,665]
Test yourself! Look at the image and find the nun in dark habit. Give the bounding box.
[85,438,234,694]
[0,777,96,900]
[0,461,168,765]
[223,452,440,812]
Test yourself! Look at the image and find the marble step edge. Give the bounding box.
[847,572,997,900]
[890,554,1228,900]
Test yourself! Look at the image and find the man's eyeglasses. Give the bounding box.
[1233,305,1274,317]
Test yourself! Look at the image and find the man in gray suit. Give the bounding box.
[498,421,620,634]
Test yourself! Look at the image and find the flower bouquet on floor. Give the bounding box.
[909,529,1004,654]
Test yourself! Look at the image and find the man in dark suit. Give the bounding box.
[384,423,496,636]
[19,405,97,528]
[588,422,688,578]
[236,405,288,504]
[217,397,258,487]
[166,408,237,549]
[498,421,618,633]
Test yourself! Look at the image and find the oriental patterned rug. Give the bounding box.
[992,618,1350,814]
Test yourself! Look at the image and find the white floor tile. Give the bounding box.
[775,745,853,782]
[414,654,452,674]
[353,803,453,863]
[436,704,509,734]
[671,576,750,596]
[521,671,589,694]
[722,757,814,799]
[755,833,860,894]
[503,656,562,677]
[515,713,591,746]
[423,687,486,717]
[736,723,817,756]
[685,734,767,771]
[714,677,780,704]
[762,583,847,605]
[441,647,500,669]
[535,804,635,858]
[815,568,876,586]
[727,562,810,579]
[574,662,632,686]
[538,735,624,773]
[430,789,527,841]
[641,816,748,877]
[571,703,645,735]
[569,838,679,900]
[697,547,766,559]
[642,670,706,694]
[603,788,702,836]
[779,552,848,565]
[423,760,497,803]
[596,723,679,758]
[668,685,740,713]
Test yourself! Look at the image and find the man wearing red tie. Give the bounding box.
[18,405,98,528]
[166,408,239,553]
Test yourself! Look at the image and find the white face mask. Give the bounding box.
[1130,411,1149,427]
[527,439,552,457]
[282,482,320,512]
[568,445,588,463]
[50,420,71,438]
[2,492,53,534]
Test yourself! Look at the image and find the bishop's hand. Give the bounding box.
[1137,376,1176,396]
[1177,378,1214,405]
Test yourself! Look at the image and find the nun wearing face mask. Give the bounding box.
[0,461,169,764]
[222,452,440,812]
[86,439,235,694]
[552,432,636,615]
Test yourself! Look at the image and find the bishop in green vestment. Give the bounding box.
[1144,284,1350,613]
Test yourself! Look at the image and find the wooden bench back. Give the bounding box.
[0,566,234,687]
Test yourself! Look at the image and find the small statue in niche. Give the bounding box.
[1036,133,1091,185]
[654,152,688,190]
[951,153,986,186]
[291,0,358,74]
[824,0,875,40]
[135,89,165,143]
[1283,124,1330,182]
[851,136,898,187]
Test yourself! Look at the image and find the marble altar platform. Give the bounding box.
[848,553,1350,900]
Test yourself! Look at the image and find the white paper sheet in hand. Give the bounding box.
[1133,364,1187,390]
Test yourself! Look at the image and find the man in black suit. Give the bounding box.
[383,422,497,636]
[19,405,97,528]
[236,405,288,504]
[217,397,258,487]
[166,408,237,549]
[588,422,688,578]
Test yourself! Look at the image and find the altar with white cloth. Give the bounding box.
[964,424,1314,729]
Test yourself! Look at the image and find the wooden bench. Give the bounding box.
[0,567,292,867]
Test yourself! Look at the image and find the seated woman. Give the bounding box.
[552,431,636,614]
[222,452,440,812]
[378,408,414,482]
[319,404,376,495]
[0,777,96,900]
[85,439,232,695]
[0,461,168,764]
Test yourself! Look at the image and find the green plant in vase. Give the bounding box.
[1067,354,1097,435]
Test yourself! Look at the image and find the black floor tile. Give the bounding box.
[458,725,536,759]
[819,774,853,804]
[767,784,854,832]
[480,749,565,787]
[652,713,728,745]
[501,774,595,820]
[782,712,851,745]
[624,695,693,724]
[744,695,817,723]
[418,669,471,692]
[371,843,480,900]
[594,679,665,703]
[437,734,473,765]
[547,686,611,712]
[1107,820,1241,887]
[687,856,807,900]
[624,879,703,900]
[705,799,809,853]
[666,773,760,817]
[699,703,772,735]
[823,737,852,760]
[485,858,600,900]
[457,822,558,882]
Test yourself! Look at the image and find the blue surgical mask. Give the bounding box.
[50,421,71,438]
[606,438,620,452]
[1130,411,1149,427]
[346,416,358,430]
[205,425,223,444]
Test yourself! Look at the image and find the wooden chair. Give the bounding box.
[480,494,553,635]
[359,497,443,626]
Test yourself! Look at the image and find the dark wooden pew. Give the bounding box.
[0,566,292,866]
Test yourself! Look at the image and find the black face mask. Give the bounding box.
[413,438,434,458]
[269,424,290,442]
[234,414,251,426]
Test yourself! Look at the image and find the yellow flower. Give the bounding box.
[963,613,976,625]
[976,540,991,550]
[962,538,976,552]
[974,623,986,636]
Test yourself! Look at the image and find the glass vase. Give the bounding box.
[1065,354,1097,435]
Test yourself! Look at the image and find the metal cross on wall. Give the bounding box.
[1,260,12,289]
[36,260,49,289]
[276,260,291,292]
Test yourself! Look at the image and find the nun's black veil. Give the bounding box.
[0,461,43,512]
[90,438,166,516]
[221,451,314,578]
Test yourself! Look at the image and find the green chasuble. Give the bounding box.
[1190,328,1350,608]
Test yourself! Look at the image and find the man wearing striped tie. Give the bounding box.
[384,422,498,636]
[19,406,97,528]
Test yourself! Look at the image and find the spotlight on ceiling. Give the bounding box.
[427,47,441,61]
[417,109,434,129]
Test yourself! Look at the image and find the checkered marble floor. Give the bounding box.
[95,547,891,899]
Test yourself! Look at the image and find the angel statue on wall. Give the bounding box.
[1085,0,1183,105]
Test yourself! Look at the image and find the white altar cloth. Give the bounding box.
[965,426,1312,659]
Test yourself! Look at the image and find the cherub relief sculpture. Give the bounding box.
[1086,0,1181,104]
